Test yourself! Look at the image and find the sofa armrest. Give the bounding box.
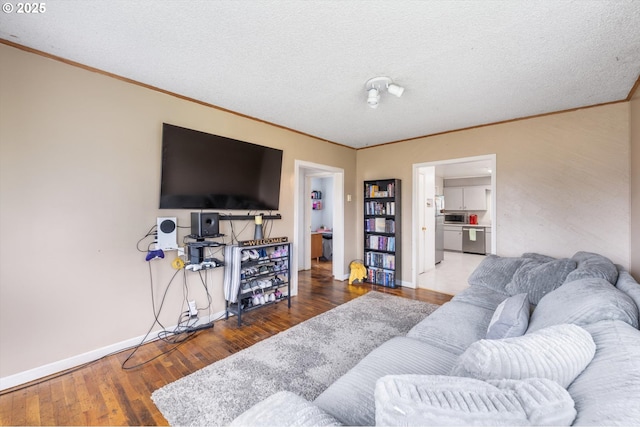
[230,391,343,426]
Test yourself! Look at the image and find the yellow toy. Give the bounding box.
[348,260,367,284]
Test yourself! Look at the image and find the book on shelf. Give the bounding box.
[365,251,395,269]
[366,267,395,287]
[365,201,395,216]
[366,235,396,252]
[365,182,396,198]
[365,218,395,233]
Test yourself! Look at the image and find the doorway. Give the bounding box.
[293,160,345,284]
[412,155,496,290]
[310,175,334,271]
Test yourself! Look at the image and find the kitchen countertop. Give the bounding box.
[443,223,492,229]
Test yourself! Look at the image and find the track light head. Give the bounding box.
[367,87,380,108]
[387,83,405,97]
[365,76,404,108]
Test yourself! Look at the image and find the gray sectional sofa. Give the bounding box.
[231,251,640,426]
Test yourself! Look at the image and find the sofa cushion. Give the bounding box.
[313,336,457,426]
[467,255,528,292]
[451,324,596,388]
[486,293,530,339]
[568,320,640,426]
[615,269,640,314]
[522,252,557,263]
[527,278,639,332]
[230,391,342,426]
[406,301,495,355]
[505,258,577,304]
[564,251,618,285]
[452,285,509,311]
[375,375,576,426]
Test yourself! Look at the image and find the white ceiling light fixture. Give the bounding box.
[367,87,381,108]
[365,76,405,108]
[387,83,405,97]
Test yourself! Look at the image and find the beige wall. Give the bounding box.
[357,103,631,283]
[1,41,636,384]
[631,88,640,278]
[0,44,357,379]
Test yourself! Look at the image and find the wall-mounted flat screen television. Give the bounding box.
[160,123,283,210]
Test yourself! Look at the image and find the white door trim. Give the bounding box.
[293,160,346,282]
[411,154,497,288]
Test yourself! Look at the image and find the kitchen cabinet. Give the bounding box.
[444,225,463,252]
[443,187,464,211]
[444,186,487,211]
[485,229,492,254]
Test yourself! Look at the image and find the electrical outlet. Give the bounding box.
[188,300,198,317]
[177,246,185,257]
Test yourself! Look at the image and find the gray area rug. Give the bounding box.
[151,291,439,426]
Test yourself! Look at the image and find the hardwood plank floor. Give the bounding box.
[0,261,452,426]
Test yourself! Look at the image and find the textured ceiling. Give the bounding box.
[1,1,639,148]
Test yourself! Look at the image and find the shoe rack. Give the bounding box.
[224,242,291,326]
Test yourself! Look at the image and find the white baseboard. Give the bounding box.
[0,309,227,391]
[399,279,415,288]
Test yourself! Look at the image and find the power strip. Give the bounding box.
[184,322,214,333]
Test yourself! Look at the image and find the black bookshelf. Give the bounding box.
[364,179,401,287]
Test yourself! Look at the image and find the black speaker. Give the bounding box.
[191,212,220,238]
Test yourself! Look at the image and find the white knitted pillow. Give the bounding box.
[375,375,576,426]
[451,323,595,388]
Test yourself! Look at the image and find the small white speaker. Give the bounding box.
[156,217,177,250]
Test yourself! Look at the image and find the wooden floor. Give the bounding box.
[0,261,452,426]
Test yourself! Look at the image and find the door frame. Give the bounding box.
[293,160,345,281]
[412,154,497,288]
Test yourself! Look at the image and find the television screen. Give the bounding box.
[160,123,283,210]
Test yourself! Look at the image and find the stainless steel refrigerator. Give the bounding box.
[435,195,444,264]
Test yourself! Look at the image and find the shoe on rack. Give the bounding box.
[252,293,261,306]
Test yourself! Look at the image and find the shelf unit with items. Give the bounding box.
[363,179,401,288]
[311,190,323,210]
[223,241,291,326]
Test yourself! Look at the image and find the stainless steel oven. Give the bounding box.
[444,213,468,224]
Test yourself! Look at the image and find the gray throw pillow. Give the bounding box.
[468,255,528,293]
[522,252,556,263]
[486,293,530,339]
[564,251,618,285]
[451,323,596,388]
[527,277,639,332]
[616,269,640,315]
[505,258,577,304]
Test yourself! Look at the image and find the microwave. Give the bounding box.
[444,213,468,224]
